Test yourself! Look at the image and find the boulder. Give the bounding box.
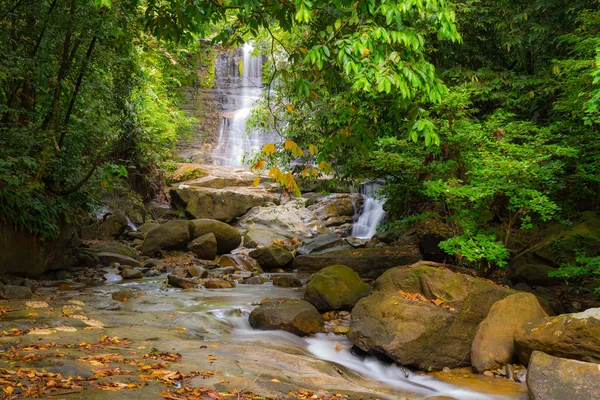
[138,222,160,235]
[527,351,600,400]
[168,274,197,289]
[112,289,135,302]
[205,279,233,289]
[273,275,303,288]
[297,233,349,255]
[187,233,217,260]
[97,212,129,240]
[244,228,288,248]
[171,185,275,222]
[189,219,241,254]
[249,298,323,336]
[249,245,294,269]
[304,265,371,311]
[188,265,208,278]
[121,268,144,279]
[218,254,262,273]
[243,276,264,285]
[294,246,422,279]
[140,220,190,256]
[515,308,600,364]
[307,194,359,227]
[348,264,514,370]
[471,292,548,372]
[0,285,32,299]
[80,222,100,240]
[237,198,327,239]
[90,242,138,259]
[96,252,142,269]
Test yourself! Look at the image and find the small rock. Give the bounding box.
[332,325,350,334]
[0,285,32,299]
[55,270,72,280]
[127,231,145,240]
[515,369,527,383]
[506,364,514,380]
[442,367,451,374]
[243,276,263,285]
[121,268,144,279]
[168,274,197,289]
[205,279,233,289]
[188,265,208,278]
[144,269,161,277]
[22,278,38,291]
[483,371,494,377]
[112,289,135,302]
[273,275,302,288]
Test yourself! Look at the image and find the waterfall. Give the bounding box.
[211,43,274,167]
[351,182,386,239]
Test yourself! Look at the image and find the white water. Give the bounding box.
[352,182,386,239]
[212,43,274,167]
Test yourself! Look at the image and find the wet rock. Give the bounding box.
[96,252,142,269]
[471,293,548,372]
[121,268,144,279]
[348,264,514,370]
[243,276,263,285]
[189,219,241,254]
[143,258,166,270]
[244,228,288,248]
[294,246,422,280]
[205,279,233,289]
[297,233,348,255]
[527,351,600,400]
[144,269,161,277]
[91,242,139,259]
[55,270,72,280]
[167,274,197,289]
[515,308,600,364]
[307,194,358,227]
[80,222,100,240]
[188,265,208,278]
[273,275,302,288]
[424,397,459,400]
[187,232,217,260]
[112,289,135,302]
[249,298,323,336]
[171,185,275,222]
[0,285,32,299]
[344,236,367,248]
[138,222,160,234]
[304,265,370,311]
[140,220,191,256]
[22,278,38,291]
[97,212,129,240]
[127,231,145,240]
[219,254,262,272]
[249,245,294,269]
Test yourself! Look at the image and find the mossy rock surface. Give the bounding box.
[189,219,241,254]
[304,265,371,311]
[249,298,323,336]
[139,220,190,256]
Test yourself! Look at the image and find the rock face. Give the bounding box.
[348,264,513,370]
[189,219,241,255]
[140,220,191,256]
[515,308,600,364]
[187,233,217,260]
[304,265,371,311]
[249,244,294,269]
[307,194,360,228]
[294,246,422,279]
[297,233,350,255]
[273,275,303,288]
[0,222,77,277]
[249,299,323,336]
[171,184,275,222]
[0,285,33,299]
[97,212,129,240]
[237,198,327,239]
[471,293,548,372]
[95,252,142,269]
[244,228,287,248]
[90,242,138,259]
[205,279,233,289]
[527,351,600,400]
[218,254,262,273]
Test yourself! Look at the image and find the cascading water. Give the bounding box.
[211,43,274,167]
[351,182,386,239]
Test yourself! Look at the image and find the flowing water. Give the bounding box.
[211,44,275,167]
[351,182,386,239]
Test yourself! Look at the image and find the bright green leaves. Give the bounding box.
[409,119,440,146]
[295,0,313,23]
[94,0,111,7]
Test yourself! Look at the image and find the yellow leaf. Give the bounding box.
[318,160,332,173]
[252,177,261,187]
[262,143,276,154]
[285,103,294,112]
[284,140,296,150]
[528,90,534,99]
[361,48,370,57]
[309,90,319,98]
[210,344,218,348]
[309,144,317,156]
[252,159,265,170]
[175,327,186,332]
[271,378,280,382]
[268,167,281,179]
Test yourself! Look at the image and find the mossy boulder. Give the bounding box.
[304,265,371,311]
[189,219,241,254]
[527,351,600,400]
[187,233,217,260]
[471,292,548,372]
[515,308,600,365]
[249,298,323,336]
[348,263,514,370]
[249,244,294,269]
[140,220,190,256]
[97,212,129,240]
[218,254,262,273]
[244,228,288,248]
[90,242,138,260]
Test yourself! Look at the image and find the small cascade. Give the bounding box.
[211,43,274,167]
[351,182,386,239]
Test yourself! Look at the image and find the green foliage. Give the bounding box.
[549,254,600,293]
[439,232,510,268]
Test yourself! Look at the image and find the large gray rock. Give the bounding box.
[304,265,371,311]
[515,308,600,364]
[471,292,548,372]
[249,244,294,269]
[90,242,138,259]
[189,219,241,254]
[95,252,142,269]
[527,351,600,400]
[187,233,217,260]
[97,212,129,240]
[348,264,514,370]
[171,185,275,222]
[294,246,422,279]
[0,285,32,299]
[244,228,288,248]
[140,220,191,256]
[297,233,349,255]
[218,254,262,273]
[249,298,323,336]
[307,194,360,227]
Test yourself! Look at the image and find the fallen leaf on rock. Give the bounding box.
[68,300,85,306]
[26,301,49,309]
[83,319,104,328]
[271,378,280,382]
[55,326,77,332]
[26,312,39,317]
[70,314,88,320]
[210,344,218,348]
[27,328,53,335]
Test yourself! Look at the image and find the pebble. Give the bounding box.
[112,289,135,302]
[515,369,527,383]
[442,367,451,374]
[121,268,144,279]
[243,276,263,285]
[205,279,233,289]
[483,371,494,377]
